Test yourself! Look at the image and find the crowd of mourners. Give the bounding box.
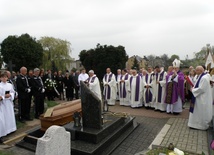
[0,58,213,143]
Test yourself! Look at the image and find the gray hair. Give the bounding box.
[34,68,40,72]
[88,70,94,74]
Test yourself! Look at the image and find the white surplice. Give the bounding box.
[188,74,213,130]
[103,72,116,105]
[116,74,121,101]
[128,74,143,108]
[153,71,167,111]
[119,73,131,106]
[88,75,102,101]
[210,74,214,117]
[143,72,155,108]
[0,82,17,135]
[0,87,6,137]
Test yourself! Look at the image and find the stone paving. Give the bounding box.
[0,101,211,155]
[111,116,169,155]
[160,118,209,155]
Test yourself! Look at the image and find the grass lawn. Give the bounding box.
[0,150,14,155]
[45,99,59,108]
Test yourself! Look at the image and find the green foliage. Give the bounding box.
[132,57,139,70]
[169,54,180,62]
[0,34,43,71]
[79,44,128,80]
[16,120,25,129]
[45,100,58,108]
[38,36,73,72]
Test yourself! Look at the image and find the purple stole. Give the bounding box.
[145,73,153,103]
[130,75,140,101]
[104,73,113,99]
[120,74,129,98]
[190,73,206,113]
[138,73,143,77]
[88,76,96,83]
[156,71,165,103]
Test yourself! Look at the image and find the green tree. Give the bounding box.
[170,54,180,61]
[160,54,170,68]
[0,34,43,71]
[146,54,156,68]
[79,44,128,80]
[38,36,73,71]
[132,56,139,70]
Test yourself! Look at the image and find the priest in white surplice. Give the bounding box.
[119,69,131,106]
[143,66,155,108]
[188,66,212,130]
[103,68,116,105]
[116,69,122,101]
[210,69,214,117]
[153,66,167,112]
[0,71,17,137]
[128,69,143,108]
[0,88,6,143]
[87,70,102,101]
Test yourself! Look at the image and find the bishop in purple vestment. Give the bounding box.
[165,59,184,114]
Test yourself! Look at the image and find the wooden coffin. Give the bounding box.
[39,99,82,131]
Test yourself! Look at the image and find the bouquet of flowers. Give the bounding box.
[44,78,57,91]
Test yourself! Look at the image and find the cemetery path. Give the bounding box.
[0,100,209,155]
[110,116,169,155]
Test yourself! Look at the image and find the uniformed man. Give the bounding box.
[16,66,32,122]
[31,68,45,119]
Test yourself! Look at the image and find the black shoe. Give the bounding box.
[173,112,179,115]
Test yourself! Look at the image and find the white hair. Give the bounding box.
[88,70,94,74]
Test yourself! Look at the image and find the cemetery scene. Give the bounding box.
[1,1,214,155]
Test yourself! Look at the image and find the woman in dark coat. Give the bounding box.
[63,72,74,101]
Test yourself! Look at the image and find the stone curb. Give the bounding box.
[135,122,171,155]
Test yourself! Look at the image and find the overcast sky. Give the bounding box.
[1,0,214,60]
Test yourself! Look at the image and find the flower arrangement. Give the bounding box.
[44,78,57,90]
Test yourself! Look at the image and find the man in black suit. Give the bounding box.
[31,68,45,119]
[16,66,32,122]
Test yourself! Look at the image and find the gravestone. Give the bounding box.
[35,125,70,155]
[80,81,102,129]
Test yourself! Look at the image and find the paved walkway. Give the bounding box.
[160,118,209,154]
[0,101,211,155]
[110,103,209,155]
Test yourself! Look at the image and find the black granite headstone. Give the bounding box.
[80,81,102,129]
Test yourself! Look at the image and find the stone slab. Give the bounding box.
[64,115,126,144]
